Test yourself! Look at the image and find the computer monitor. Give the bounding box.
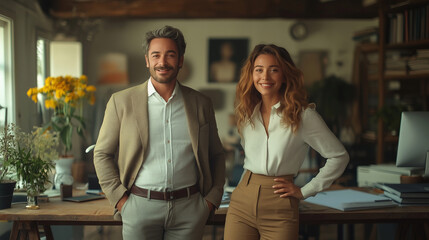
[396,111,429,176]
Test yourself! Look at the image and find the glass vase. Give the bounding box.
[26,191,40,210]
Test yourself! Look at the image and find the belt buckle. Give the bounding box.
[164,189,174,201]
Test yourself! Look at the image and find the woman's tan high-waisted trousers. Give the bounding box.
[224,170,299,240]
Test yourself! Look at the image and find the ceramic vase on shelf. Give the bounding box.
[26,190,39,210]
[54,156,75,190]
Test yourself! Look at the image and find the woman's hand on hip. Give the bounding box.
[272,177,304,200]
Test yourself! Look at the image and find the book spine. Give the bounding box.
[397,13,404,43]
[426,5,429,39]
[405,9,409,42]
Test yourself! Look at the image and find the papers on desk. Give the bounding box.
[219,191,231,208]
[43,189,61,197]
[304,189,397,211]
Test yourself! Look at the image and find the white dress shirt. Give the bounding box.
[134,79,197,191]
[241,102,349,199]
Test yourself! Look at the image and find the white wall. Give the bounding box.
[50,41,82,77]
[86,18,377,141]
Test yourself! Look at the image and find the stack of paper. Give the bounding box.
[304,189,397,211]
[375,183,429,204]
[357,164,425,187]
[219,191,231,208]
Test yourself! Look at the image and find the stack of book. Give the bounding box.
[384,50,414,76]
[409,49,429,75]
[375,183,429,204]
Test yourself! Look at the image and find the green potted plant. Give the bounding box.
[374,104,407,136]
[1,124,59,209]
[0,124,18,210]
[307,75,355,137]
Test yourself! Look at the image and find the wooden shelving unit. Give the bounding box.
[355,0,429,164]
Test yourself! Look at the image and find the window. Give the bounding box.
[36,36,50,124]
[0,14,14,127]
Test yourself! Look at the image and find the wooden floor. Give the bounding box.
[81,224,370,240]
[82,225,224,240]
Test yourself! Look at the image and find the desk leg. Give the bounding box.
[424,222,429,239]
[42,224,54,240]
[395,223,407,240]
[396,222,429,240]
[337,224,343,240]
[9,221,40,240]
[9,222,19,240]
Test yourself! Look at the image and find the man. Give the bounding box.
[94,25,225,240]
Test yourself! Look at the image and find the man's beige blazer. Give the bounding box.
[94,80,225,219]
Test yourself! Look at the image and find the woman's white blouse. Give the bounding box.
[241,102,349,199]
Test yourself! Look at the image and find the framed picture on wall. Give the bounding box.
[298,50,328,87]
[208,38,248,83]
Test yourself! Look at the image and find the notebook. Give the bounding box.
[304,189,397,211]
[62,194,105,202]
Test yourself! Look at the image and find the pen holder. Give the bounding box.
[60,184,73,200]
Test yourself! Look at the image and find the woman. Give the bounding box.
[224,44,349,240]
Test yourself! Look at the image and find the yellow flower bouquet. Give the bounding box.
[27,75,96,156]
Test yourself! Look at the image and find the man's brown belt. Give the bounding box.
[130,184,199,201]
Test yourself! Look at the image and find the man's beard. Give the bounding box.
[150,65,179,84]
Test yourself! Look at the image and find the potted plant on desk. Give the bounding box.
[0,124,18,210]
[27,75,96,189]
[1,124,59,209]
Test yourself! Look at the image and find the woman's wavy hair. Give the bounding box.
[235,44,309,133]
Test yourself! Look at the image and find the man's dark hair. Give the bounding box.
[143,25,186,58]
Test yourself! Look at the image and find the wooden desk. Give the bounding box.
[0,197,118,240]
[1,195,429,239]
[212,202,429,225]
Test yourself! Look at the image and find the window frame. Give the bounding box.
[35,30,51,124]
[0,13,15,126]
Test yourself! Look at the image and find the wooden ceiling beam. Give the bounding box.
[47,0,378,19]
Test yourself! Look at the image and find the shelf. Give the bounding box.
[386,40,429,50]
[357,43,379,53]
[389,0,429,11]
[355,0,429,164]
[368,73,429,81]
[384,73,429,80]
[368,74,379,81]
[361,131,399,143]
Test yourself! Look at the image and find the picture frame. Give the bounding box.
[298,50,328,87]
[208,38,248,83]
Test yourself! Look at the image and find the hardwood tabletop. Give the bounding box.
[0,196,118,224]
[1,190,429,226]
